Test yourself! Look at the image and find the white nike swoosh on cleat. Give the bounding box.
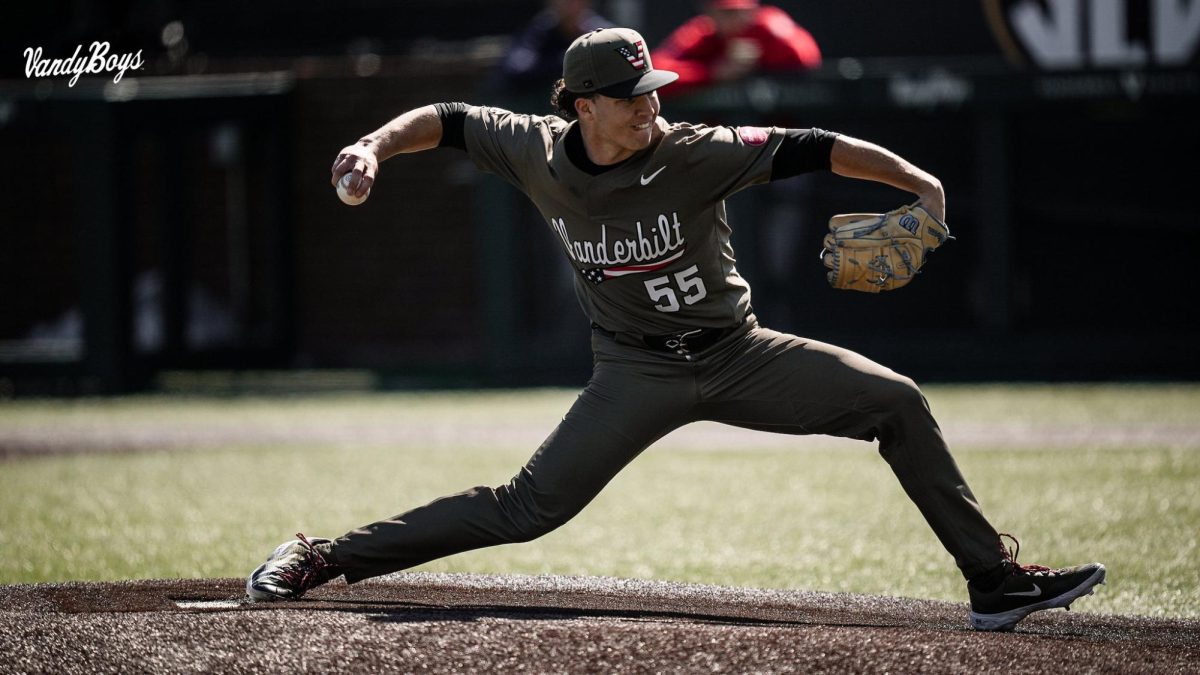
[1004,583,1042,597]
[640,166,666,186]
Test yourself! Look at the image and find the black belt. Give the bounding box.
[593,322,741,356]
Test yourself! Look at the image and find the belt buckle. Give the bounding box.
[664,328,704,354]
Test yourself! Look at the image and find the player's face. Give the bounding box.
[579,91,662,164]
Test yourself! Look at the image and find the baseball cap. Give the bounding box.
[563,27,679,98]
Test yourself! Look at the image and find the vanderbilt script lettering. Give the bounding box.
[551,212,685,266]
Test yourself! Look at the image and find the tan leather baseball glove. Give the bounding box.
[820,202,952,293]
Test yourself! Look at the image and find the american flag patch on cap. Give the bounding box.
[615,41,646,70]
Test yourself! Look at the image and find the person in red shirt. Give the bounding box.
[654,0,821,98]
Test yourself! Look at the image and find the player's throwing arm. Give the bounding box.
[329,105,445,206]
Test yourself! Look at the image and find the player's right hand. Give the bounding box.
[330,142,379,199]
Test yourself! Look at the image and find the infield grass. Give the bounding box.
[1,384,1197,619]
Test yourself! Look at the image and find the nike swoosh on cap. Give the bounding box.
[1004,583,1042,597]
[640,166,666,185]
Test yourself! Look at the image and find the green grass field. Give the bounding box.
[1,384,1197,618]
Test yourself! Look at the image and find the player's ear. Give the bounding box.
[574,96,592,120]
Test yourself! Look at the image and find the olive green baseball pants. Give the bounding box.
[326,319,1004,583]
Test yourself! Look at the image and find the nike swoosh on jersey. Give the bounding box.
[1004,583,1042,597]
[640,166,666,186]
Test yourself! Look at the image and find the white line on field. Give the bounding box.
[175,600,244,610]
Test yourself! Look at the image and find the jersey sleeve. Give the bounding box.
[680,124,789,200]
[770,127,838,180]
[462,106,560,191]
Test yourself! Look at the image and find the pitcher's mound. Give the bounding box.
[2,573,1197,673]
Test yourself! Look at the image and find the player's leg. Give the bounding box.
[248,342,695,598]
[695,325,1003,579]
[695,325,1105,630]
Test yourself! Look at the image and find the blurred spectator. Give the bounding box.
[493,0,614,91]
[653,0,821,98]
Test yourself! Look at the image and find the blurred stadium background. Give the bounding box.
[2,0,1198,395]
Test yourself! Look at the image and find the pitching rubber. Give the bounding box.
[969,564,1107,632]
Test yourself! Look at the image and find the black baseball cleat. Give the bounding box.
[246,533,340,601]
[967,534,1106,631]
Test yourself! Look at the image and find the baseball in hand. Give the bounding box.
[336,172,369,206]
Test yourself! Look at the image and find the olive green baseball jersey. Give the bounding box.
[463,106,786,335]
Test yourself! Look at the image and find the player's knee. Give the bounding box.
[506,498,581,542]
[496,477,586,543]
[866,374,939,450]
[868,374,928,419]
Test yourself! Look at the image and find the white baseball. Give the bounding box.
[336,172,369,206]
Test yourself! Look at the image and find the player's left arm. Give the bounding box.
[829,135,945,221]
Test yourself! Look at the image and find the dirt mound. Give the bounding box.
[2,573,1197,673]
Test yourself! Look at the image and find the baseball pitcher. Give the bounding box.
[247,27,1105,632]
